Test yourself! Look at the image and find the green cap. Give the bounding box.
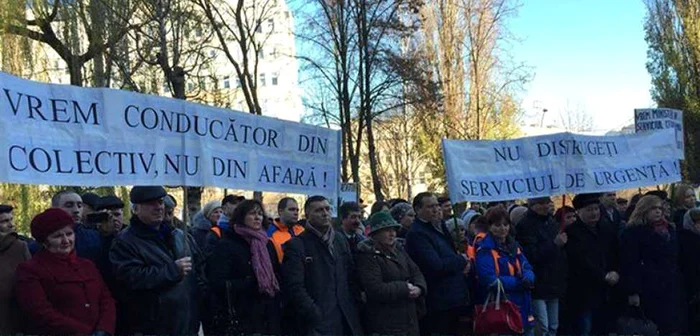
[368,210,402,235]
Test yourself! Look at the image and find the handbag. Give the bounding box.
[616,306,658,336]
[211,281,243,335]
[473,279,524,335]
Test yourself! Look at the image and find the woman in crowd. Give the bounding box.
[620,195,687,334]
[679,208,700,333]
[190,200,224,247]
[205,199,281,335]
[672,184,697,226]
[475,207,535,336]
[356,211,427,336]
[15,209,115,336]
[554,205,576,229]
[390,202,415,239]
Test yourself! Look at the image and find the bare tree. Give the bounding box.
[4,0,142,86]
[129,0,215,216]
[558,100,594,132]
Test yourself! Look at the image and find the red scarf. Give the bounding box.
[233,225,280,297]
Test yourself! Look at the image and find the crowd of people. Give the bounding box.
[0,184,698,336]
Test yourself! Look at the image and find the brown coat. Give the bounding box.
[0,232,30,334]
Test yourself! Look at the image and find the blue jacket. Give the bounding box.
[475,234,535,328]
[405,219,469,311]
[74,224,102,262]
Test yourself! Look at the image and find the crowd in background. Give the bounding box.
[0,184,698,336]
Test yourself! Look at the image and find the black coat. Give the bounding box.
[516,210,567,299]
[356,239,426,336]
[600,204,624,234]
[205,227,281,335]
[281,229,363,336]
[679,229,700,332]
[109,217,206,335]
[564,218,620,312]
[620,224,687,334]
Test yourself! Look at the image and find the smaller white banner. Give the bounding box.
[443,129,683,202]
[635,108,684,158]
[339,183,359,205]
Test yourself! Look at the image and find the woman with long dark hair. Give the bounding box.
[205,199,281,335]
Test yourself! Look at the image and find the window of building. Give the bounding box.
[236,77,241,88]
[260,73,266,87]
[195,28,203,37]
[223,76,230,89]
[209,50,216,58]
[272,72,279,86]
[256,20,263,33]
[199,78,206,90]
[268,19,274,32]
[285,11,290,19]
[258,48,265,60]
[187,82,195,92]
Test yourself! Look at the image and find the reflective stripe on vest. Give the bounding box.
[210,226,222,238]
[490,248,522,277]
[466,232,487,260]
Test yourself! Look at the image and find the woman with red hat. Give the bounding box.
[15,208,116,336]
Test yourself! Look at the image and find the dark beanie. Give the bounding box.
[572,193,601,210]
[31,209,74,243]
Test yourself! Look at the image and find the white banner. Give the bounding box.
[443,130,683,202]
[0,72,341,200]
[635,108,684,158]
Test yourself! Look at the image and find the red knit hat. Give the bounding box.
[31,209,74,243]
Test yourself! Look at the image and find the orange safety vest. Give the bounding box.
[466,232,487,261]
[210,226,222,238]
[490,247,522,277]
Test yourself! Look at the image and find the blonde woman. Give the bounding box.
[620,195,687,335]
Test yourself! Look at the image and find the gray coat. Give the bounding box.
[282,229,363,336]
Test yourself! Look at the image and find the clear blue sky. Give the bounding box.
[510,0,654,131]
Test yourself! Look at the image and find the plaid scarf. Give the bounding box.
[306,223,335,257]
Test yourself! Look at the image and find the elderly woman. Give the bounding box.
[475,207,535,336]
[679,208,700,332]
[621,195,687,334]
[191,200,224,248]
[15,209,115,336]
[390,202,415,239]
[206,199,281,335]
[356,211,426,336]
[672,184,697,226]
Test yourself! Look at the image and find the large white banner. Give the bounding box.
[635,108,684,158]
[0,72,341,199]
[443,130,683,202]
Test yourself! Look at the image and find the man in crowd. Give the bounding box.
[110,186,205,335]
[0,204,31,334]
[282,195,363,335]
[221,194,245,217]
[268,197,304,263]
[338,201,365,254]
[566,193,620,335]
[52,190,102,262]
[517,197,568,336]
[406,192,470,336]
[94,195,125,292]
[164,194,187,231]
[616,198,629,217]
[81,192,102,226]
[600,192,623,231]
